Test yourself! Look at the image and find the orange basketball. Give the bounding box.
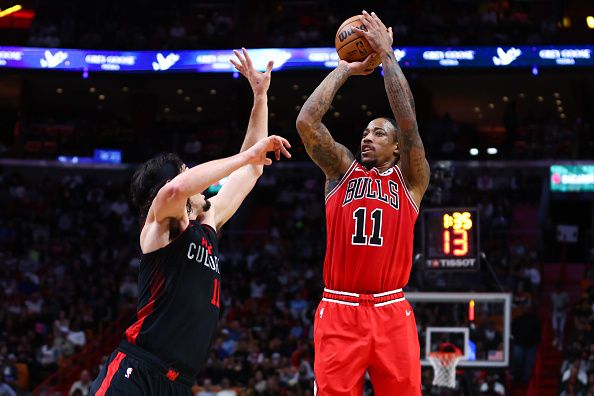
[335,15,381,69]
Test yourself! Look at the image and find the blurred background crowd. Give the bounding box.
[0,0,593,395]
[1,160,591,395]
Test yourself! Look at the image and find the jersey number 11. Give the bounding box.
[211,278,221,308]
[352,207,383,246]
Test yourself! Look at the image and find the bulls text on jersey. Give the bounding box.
[342,177,399,210]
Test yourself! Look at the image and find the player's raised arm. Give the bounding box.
[151,136,290,224]
[296,56,377,194]
[209,49,281,229]
[356,11,430,205]
[230,48,273,154]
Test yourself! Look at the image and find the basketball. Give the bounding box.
[335,15,381,69]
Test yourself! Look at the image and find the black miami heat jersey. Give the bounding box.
[124,220,221,376]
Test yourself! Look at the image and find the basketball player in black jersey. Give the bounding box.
[90,49,290,396]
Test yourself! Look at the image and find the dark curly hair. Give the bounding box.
[130,153,185,218]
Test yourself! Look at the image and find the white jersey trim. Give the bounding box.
[393,165,420,213]
[373,288,403,297]
[322,297,360,306]
[323,288,360,297]
[324,160,358,203]
[374,297,406,307]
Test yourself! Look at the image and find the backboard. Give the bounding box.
[407,292,512,367]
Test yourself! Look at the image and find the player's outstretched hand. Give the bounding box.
[354,11,393,54]
[339,54,379,76]
[246,135,291,166]
[230,48,274,96]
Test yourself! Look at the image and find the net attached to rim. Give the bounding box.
[428,351,463,388]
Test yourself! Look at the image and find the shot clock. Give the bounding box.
[422,208,480,270]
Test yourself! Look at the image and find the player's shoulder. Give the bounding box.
[196,219,218,240]
[140,216,191,255]
[325,160,360,202]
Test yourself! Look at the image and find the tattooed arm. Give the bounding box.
[296,56,378,195]
[356,11,430,207]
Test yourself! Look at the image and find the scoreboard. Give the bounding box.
[422,208,480,270]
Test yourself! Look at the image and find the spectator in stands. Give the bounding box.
[559,360,588,396]
[68,369,91,396]
[0,372,17,396]
[37,335,58,372]
[524,260,541,302]
[511,304,541,384]
[66,320,86,350]
[479,372,506,395]
[552,283,570,351]
[512,281,532,313]
[1,354,18,392]
[195,378,216,396]
[216,377,237,396]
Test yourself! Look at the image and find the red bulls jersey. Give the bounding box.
[323,161,419,293]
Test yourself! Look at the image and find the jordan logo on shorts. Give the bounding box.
[320,307,325,319]
[125,368,133,379]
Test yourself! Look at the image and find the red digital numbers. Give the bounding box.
[442,212,472,257]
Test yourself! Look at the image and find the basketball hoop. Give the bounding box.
[427,351,463,388]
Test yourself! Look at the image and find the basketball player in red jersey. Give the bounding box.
[296,11,430,396]
[90,50,291,395]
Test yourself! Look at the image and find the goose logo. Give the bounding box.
[40,50,68,68]
[152,53,180,71]
[492,47,521,66]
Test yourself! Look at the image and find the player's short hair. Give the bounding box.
[130,153,185,217]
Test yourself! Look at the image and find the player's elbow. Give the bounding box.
[152,182,186,222]
[160,181,185,203]
[296,114,314,135]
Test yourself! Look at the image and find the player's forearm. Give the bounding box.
[170,151,252,198]
[380,51,416,127]
[296,64,349,129]
[381,50,429,190]
[240,94,268,153]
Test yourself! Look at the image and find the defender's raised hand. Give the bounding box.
[230,48,274,96]
[246,135,291,166]
[354,11,393,54]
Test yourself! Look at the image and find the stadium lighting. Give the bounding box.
[532,65,538,76]
[487,148,498,155]
[469,148,479,156]
[587,16,594,29]
[0,4,22,17]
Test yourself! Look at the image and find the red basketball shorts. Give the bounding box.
[313,288,421,396]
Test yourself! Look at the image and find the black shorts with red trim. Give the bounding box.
[90,341,193,396]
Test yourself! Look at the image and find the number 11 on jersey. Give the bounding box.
[211,278,221,308]
[352,207,383,246]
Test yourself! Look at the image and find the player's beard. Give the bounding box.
[186,197,211,219]
[361,158,377,170]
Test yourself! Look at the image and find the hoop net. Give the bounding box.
[428,351,463,388]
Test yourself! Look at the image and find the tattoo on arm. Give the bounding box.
[325,178,341,196]
[297,66,355,192]
[382,51,430,193]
